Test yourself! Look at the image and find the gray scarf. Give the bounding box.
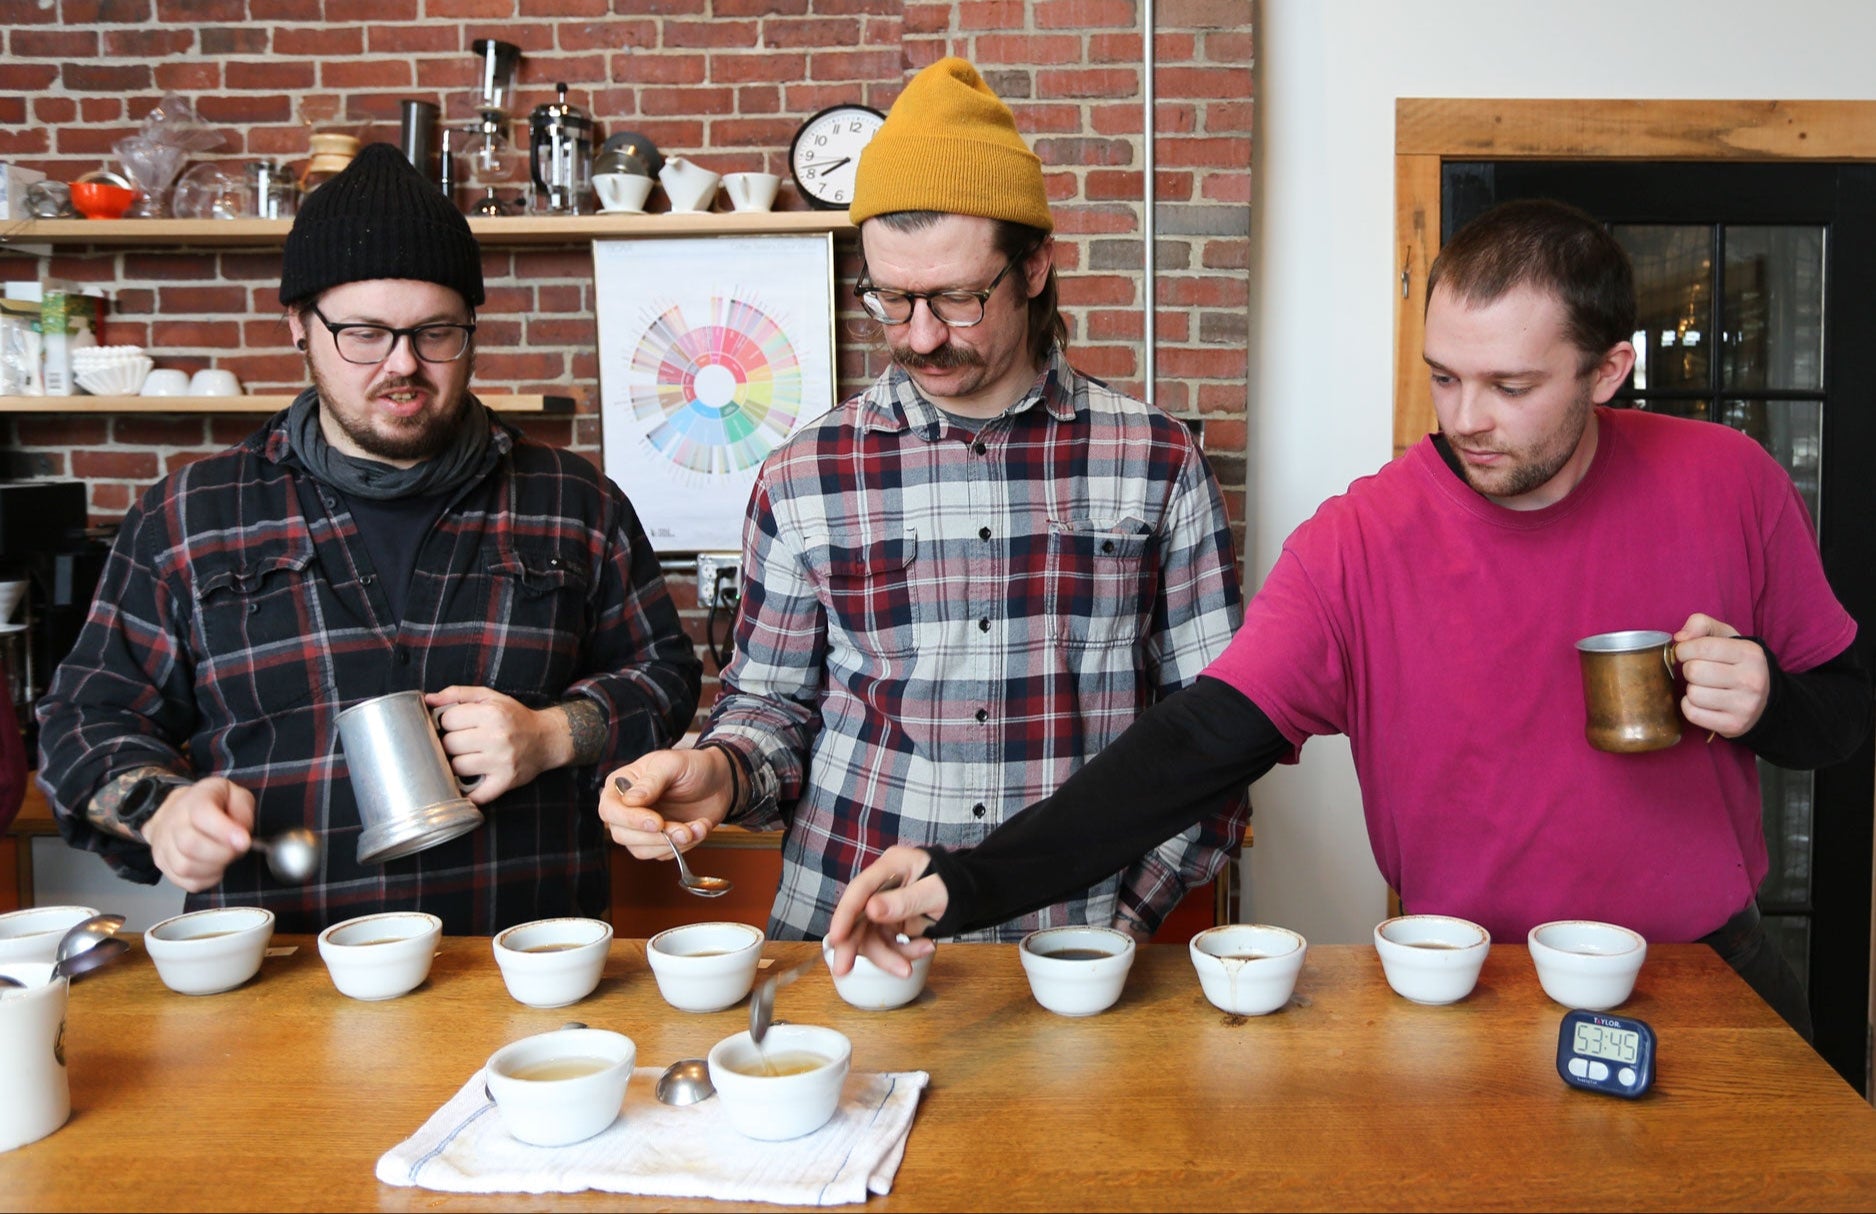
[285,387,492,501]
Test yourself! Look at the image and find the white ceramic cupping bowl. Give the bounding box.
[822,940,932,1011]
[0,906,100,965]
[1188,923,1307,1016]
[317,911,442,1001]
[491,917,613,1008]
[645,921,764,1012]
[485,1027,636,1147]
[144,906,275,995]
[1373,914,1491,1005]
[1527,919,1647,1011]
[707,1024,853,1141]
[1018,926,1136,1017]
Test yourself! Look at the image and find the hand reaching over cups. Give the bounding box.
[597,746,736,858]
[825,846,948,979]
[1671,613,1771,739]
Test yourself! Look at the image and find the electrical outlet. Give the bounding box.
[695,553,741,609]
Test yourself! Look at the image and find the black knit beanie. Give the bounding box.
[278,142,485,307]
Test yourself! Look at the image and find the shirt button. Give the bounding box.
[1101,539,1116,554]
[971,803,987,819]
[978,617,990,632]
[979,526,992,541]
[395,645,410,666]
[974,708,988,723]
[972,440,987,455]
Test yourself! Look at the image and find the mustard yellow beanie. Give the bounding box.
[850,57,1053,232]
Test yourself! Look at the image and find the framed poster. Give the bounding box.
[593,234,837,553]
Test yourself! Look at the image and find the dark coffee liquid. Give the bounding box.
[1038,947,1114,960]
[520,942,582,953]
[1406,941,1461,950]
[1218,951,1270,961]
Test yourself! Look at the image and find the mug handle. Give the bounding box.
[430,704,484,792]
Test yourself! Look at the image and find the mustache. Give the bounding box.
[890,344,985,372]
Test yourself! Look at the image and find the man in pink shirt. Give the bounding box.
[828,200,1870,1040]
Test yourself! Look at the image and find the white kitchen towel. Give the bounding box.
[376,1065,929,1205]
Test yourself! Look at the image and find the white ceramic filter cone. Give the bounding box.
[0,580,26,625]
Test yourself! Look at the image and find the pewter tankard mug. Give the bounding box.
[1575,630,1683,754]
[337,691,485,864]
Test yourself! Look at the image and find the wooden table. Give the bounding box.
[5,938,1874,1211]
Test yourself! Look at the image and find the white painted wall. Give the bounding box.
[1243,0,1876,943]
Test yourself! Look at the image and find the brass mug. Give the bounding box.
[1576,630,1682,754]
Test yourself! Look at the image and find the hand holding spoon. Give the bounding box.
[612,776,732,897]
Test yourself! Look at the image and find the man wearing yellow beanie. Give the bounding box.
[604,58,1247,943]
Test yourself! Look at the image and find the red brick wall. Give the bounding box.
[0,0,1252,709]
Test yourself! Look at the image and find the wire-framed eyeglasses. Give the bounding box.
[854,245,1038,328]
[308,304,477,365]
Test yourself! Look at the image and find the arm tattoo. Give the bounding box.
[84,765,180,842]
[561,698,607,767]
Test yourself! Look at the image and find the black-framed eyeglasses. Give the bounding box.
[308,304,477,365]
[854,245,1038,328]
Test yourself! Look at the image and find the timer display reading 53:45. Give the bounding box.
[1555,1009,1656,1098]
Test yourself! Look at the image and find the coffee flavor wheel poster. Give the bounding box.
[594,234,837,553]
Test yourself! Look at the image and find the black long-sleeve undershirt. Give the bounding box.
[926,640,1871,938]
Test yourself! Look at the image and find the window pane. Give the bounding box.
[1763,913,1812,997]
[1612,225,1713,391]
[1723,226,1825,392]
[1719,399,1823,525]
[1758,759,1814,907]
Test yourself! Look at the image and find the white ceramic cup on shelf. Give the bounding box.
[723,171,781,213]
[188,368,240,396]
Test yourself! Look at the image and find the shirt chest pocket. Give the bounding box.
[805,529,921,659]
[1045,518,1154,649]
[471,545,592,699]
[193,544,325,716]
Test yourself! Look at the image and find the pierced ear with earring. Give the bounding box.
[295,339,306,350]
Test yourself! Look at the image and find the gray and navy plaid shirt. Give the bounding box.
[38,405,701,935]
[705,351,1247,941]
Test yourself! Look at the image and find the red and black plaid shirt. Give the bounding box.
[38,406,700,935]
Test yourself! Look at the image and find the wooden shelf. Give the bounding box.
[0,393,573,414]
[0,210,853,248]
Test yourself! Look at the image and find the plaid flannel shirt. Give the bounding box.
[704,351,1247,941]
[37,405,701,935]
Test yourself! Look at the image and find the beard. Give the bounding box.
[1455,384,1595,501]
[309,355,473,464]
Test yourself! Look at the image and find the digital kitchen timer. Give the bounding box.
[1556,1009,1655,1098]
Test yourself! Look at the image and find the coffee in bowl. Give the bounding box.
[646,921,764,1012]
[1372,914,1490,1005]
[1018,926,1136,1016]
[317,911,441,1001]
[821,938,933,1011]
[491,916,612,1009]
[144,906,276,996]
[1527,919,1647,1011]
[485,1027,636,1147]
[707,1024,852,1140]
[1188,923,1307,1016]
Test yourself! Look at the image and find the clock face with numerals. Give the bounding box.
[789,103,886,211]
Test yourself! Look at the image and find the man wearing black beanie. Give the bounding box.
[38,143,702,935]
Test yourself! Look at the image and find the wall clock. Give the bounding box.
[788,103,886,211]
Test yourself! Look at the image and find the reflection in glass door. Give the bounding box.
[1616,220,1826,990]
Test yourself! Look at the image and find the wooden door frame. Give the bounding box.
[1393,98,1876,456]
